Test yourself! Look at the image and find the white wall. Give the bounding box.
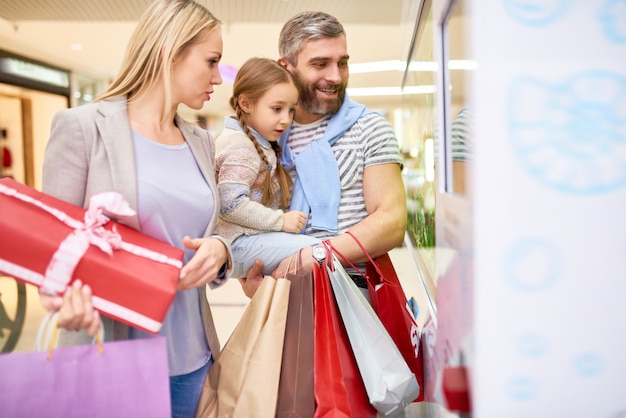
[472,1,626,417]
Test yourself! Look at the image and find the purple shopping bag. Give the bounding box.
[0,336,171,418]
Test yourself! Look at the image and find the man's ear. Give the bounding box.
[277,57,290,69]
[238,95,251,113]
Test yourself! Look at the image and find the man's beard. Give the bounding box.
[298,80,346,116]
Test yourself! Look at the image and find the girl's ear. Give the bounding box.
[238,95,251,113]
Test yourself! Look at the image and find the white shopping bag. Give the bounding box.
[327,254,420,416]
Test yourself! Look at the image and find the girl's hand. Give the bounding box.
[178,236,229,291]
[282,210,307,233]
[39,279,101,336]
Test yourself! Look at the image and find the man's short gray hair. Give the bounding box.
[279,11,346,66]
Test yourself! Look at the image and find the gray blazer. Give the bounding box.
[42,96,229,359]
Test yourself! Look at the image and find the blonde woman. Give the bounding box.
[39,0,231,416]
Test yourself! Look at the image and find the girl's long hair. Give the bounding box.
[229,57,297,208]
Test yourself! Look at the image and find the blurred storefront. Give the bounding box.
[0,49,104,189]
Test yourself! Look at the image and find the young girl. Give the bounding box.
[215,57,319,278]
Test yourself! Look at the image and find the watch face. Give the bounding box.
[312,245,326,261]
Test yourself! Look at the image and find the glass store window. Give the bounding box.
[399,0,473,304]
[400,2,437,289]
[443,0,473,196]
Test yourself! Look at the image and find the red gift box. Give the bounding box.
[0,177,184,334]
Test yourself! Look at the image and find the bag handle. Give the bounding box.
[35,311,104,359]
[345,231,387,280]
[283,250,303,278]
[321,239,367,280]
[285,252,296,277]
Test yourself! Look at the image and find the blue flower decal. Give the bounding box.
[599,0,626,42]
[508,70,626,194]
[502,0,572,26]
[573,352,605,377]
[507,376,538,401]
[502,238,560,293]
[517,334,549,358]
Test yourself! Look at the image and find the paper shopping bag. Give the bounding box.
[195,359,220,418]
[0,336,171,418]
[366,252,425,402]
[326,249,420,416]
[313,260,377,418]
[276,256,315,418]
[196,276,290,418]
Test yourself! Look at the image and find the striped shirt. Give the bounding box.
[450,108,473,161]
[287,112,403,240]
[433,108,474,161]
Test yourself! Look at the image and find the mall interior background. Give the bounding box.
[1,1,625,417]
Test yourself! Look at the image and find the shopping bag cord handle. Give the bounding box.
[40,312,105,360]
[345,231,385,278]
[322,239,367,280]
[284,252,297,277]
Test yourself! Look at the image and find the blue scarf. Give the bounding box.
[280,95,373,232]
[223,116,270,149]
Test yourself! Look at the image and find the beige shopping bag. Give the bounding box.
[195,363,218,418]
[195,276,290,418]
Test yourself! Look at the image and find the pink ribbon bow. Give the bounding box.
[41,192,137,294]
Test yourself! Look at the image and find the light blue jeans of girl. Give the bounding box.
[230,231,320,278]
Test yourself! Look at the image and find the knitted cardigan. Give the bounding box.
[214,126,285,242]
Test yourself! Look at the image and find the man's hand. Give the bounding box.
[272,246,314,279]
[238,259,264,298]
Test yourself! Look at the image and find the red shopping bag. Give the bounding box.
[349,232,425,402]
[313,260,377,418]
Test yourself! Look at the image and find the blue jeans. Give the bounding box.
[170,359,211,418]
[230,232,320,278]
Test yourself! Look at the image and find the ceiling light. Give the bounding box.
[408,61,438,71]
[448,60,478,70]
[349,60,404,73]
[349,59,476,74]
[347,85,436,96]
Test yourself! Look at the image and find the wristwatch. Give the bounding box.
[312,244,326,265]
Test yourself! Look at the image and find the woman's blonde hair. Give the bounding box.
[230,57,297,209]
[97,0,221,123]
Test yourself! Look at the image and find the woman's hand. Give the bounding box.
[178,236,229,291]
[39,279,101,336]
